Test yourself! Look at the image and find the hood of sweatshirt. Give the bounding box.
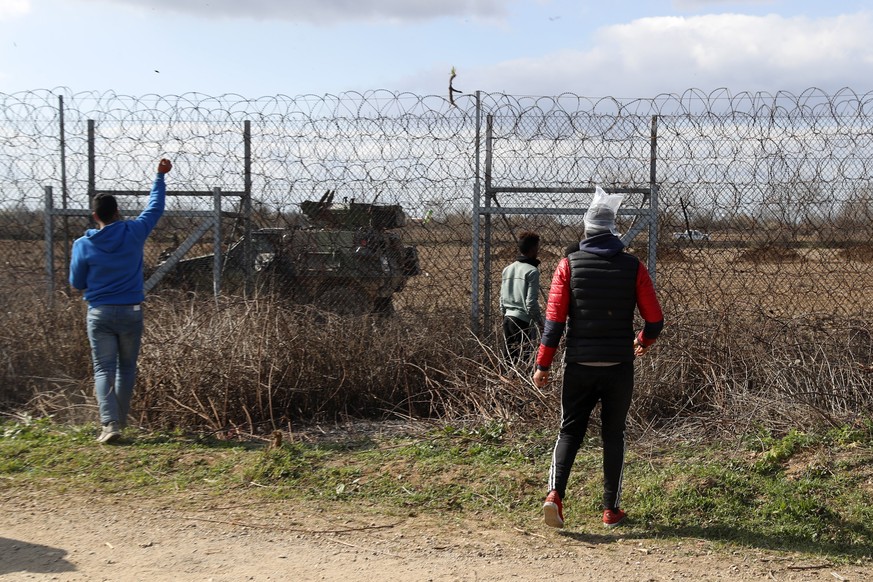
[515,255,541,268]
[84,221,128,253]
[576,233,626,257]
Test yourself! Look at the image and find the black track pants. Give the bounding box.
[502,316,535,365]
[548,361,634,510]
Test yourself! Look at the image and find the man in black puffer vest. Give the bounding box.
[533,187,664,529]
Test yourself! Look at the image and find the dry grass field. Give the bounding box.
[2,228,873,435]
[5,230,873,318]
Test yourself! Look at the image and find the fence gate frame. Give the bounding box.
[471,112,660,335]
[45,119,253,299]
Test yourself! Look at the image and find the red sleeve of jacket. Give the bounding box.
[536,258,571,370]
[635,261,664,347]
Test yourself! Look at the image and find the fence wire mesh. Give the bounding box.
[2,88,873,323]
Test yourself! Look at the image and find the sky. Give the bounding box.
[1,0,872,99]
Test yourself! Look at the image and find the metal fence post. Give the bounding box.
[213,187,222,298]
[87,120,95,228]
[648,185,659,285]
[483,114,494,335]
[243,120,253,298]
[472,91,482,334]
[59,94,70,293]
[648,115,659,285]
[44,186,55,302]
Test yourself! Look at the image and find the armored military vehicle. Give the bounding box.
[157,191,420,315]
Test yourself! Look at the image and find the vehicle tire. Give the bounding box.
[314,284,370,316]
[372,297,395,316]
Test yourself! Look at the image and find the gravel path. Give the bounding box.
[1,488,869,581]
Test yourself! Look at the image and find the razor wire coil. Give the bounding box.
[2,87,873,318]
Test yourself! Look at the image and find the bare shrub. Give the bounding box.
[130,293,483,431]
[631,245,690,263]
[136,298,553,431]
[0,291,92,420]
[412,334,558,427]
[839,244,873,262]
[3,292,872,437]
[632,308,873,437]
[737,244,805,263]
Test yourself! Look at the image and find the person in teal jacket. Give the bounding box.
[70,159,172,443]
[499,231,543,367]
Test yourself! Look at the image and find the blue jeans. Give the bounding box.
[86,304,144,426]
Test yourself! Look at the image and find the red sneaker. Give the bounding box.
[603,508,627,528]
[543,490,564,528]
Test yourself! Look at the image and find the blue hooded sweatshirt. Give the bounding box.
[69,174,166,306]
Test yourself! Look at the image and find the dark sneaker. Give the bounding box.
[96,421,121,444]
[543,490,564,528]
[603,508,627,528]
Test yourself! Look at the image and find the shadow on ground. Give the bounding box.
[558,520,873,561]
[0,536,75,575]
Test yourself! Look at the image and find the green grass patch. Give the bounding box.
[2,418,872,562]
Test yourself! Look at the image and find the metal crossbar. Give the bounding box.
[472,112,659,333]
[44,186,227,300]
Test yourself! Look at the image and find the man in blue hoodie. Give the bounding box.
[70,158,172,443]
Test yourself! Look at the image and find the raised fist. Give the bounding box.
[157,159,172,174]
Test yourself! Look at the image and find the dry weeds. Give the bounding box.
[2,289,872,437]
[737,244,806,263]
[839,244,873,262]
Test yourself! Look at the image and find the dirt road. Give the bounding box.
[1,489,868,581]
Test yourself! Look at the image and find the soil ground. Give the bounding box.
[2,488,870,581]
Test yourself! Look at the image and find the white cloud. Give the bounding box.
[462,12,873,97]
[673,0,775,10]
[80,0,511,24]
[0,0,30,20]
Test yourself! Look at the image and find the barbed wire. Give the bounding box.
[1,87,872,320]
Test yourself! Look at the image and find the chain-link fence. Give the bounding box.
[3,88,873,326]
